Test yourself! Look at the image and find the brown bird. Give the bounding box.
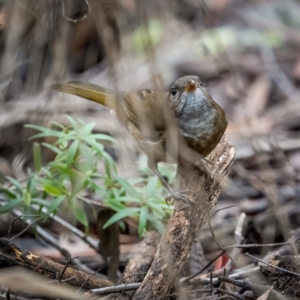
[51,75,228,206]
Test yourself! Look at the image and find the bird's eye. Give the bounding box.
[171,88,177,96]
[200,82,203,86]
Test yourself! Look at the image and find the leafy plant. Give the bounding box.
[0,116,174,236]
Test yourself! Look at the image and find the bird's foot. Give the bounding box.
[166,190,198,211]
[194,159,213,178]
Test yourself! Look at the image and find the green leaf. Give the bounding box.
[79,143,94,171]
[116,177,141,200]
[103,207,140,228]
[72,205,88,226]
[79,122,95,136]
[0,199,23,214]
[43,184,64,196]
[50,163,73,176]
[102,151,117,174]
[147,215,165,234]
[27,174,38,195]
[54,150,68,162]
[145,176,158,199]
[65,115,79,131]
[138,206,148,236]
[0,188,17,199]
[33,142,42,172]
[104,200,126,212]
[86,139,104,155]
[50,121,65,129]
[89,134,115,142]
[70,174,87,197]
[31,198,50,207]
[118,220,126,232]
[114,196,142,204]
[24,190,31,206]
[6,176,23,194]
[46,196,65,217]
[41,143,62,154]
[67,140,79,167]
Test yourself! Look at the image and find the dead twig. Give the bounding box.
[88,283,141,295]
[246,252,300,278]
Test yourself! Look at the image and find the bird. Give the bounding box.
[51,75,228,207]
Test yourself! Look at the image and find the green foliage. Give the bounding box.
[0,116,173,236]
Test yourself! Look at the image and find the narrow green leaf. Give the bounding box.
[67,140,79,167]
[65,115,79,131]
[31,198,50,207]
[54,151,68,162]
[79,122,95,136]
[102,152,117,173]
[116,177,141,200]
[70,175,87,197]
[103,207,140,228]
[86,139,104,155]
[90,134,115,142]
[0,199,23,214]
[138,206,148,236]
[145,176,158,199]
[6,176,23,194]
[43,184,64,196]
[24,190,31,206]
[33,142,42,172]
[41,142,62,154]
[79,143,94,171]
[50,121,65,129]
[104,201,126,212]
[118,220,126,232]
[147,215,165,234]
[114,196,142,203]
[72,205,88,226]
[0,188,17,199]
[50,163,73,176]
[46,196,65,215]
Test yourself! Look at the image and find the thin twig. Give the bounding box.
[88,283,141,295]
[78,268,101,292]
[209,205,236,251]
[246,252,300,278]
[180,250,225,283]
[7,213,46,239]
[37,205,98,252]
[7,215,22,239]
[9,208,98,275]
[58,256,79,282]
[61,275,77,283]
[9,214,48,242]
[225,240,299,250]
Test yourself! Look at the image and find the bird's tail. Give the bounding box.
[51,81,114,107]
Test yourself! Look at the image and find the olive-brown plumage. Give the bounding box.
[51,75,228,205]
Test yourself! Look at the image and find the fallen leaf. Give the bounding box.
[257,285,273,300]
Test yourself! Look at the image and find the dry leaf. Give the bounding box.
[257,285,273,300]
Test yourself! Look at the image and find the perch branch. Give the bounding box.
[133,137,235,299]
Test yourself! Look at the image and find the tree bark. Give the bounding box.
[133,137,235,299]
[0,238,113,290]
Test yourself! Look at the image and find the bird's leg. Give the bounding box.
[150,165,198,208]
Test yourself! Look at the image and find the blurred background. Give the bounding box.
[0,0,300,293]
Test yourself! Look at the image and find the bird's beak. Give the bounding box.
[184,79,197,93]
